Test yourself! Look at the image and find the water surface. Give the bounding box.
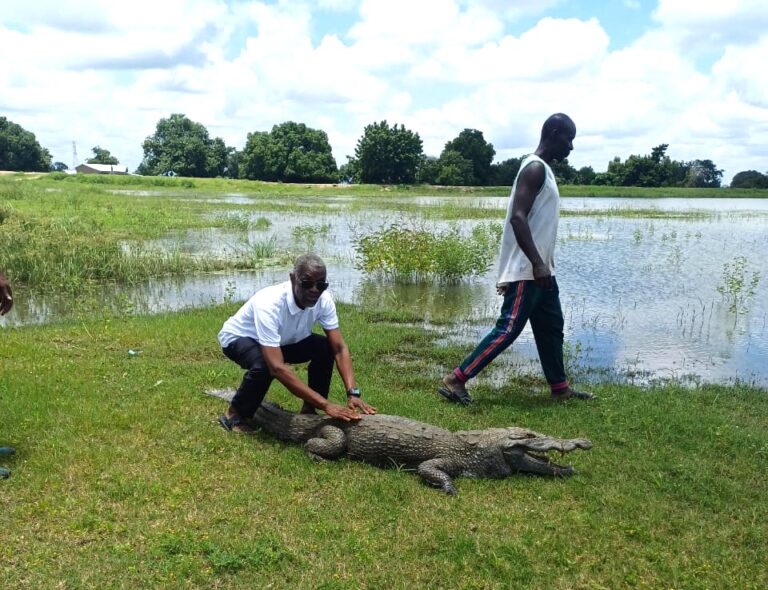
[4,196,767,387]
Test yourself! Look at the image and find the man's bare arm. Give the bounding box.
[260,345,360,420]
[509,162,552,290]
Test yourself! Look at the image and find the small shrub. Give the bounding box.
[353,222,499,283]
[716,255,760,313]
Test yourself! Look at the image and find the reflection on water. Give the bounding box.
[3,197,768,388]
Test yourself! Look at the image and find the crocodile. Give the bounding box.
[249,400,592,495]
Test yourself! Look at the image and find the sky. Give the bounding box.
[1,0,767,184]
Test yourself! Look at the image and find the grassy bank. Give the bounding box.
[1,304,766,589]
[22,171,768,198]
[3,176,765,295]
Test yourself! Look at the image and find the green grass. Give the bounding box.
[8,176,761,296]
[1,304,766,589]
[28,171,768,198]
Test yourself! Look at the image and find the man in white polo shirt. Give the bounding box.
[218,253,375,433]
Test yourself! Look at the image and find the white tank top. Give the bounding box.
[497,154,560,283]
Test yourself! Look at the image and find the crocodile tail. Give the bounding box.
[252,401,325,442]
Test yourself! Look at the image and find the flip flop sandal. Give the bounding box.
[0,466,10,479]
[218,414,253,433]
[437,385,474,406]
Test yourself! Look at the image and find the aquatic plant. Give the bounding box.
[716,255,761,313]
[215,212,252,231]
[353,222,500,283]
[292,222,331,251]
[253,216,272,230]
[247,236,279,262]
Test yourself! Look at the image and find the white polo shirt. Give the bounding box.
[217,281,339,349]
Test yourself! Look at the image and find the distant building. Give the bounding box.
[75,163,129,175]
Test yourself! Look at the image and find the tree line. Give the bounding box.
[2,114,767,189]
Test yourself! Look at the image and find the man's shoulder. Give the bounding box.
[520,154,546,172]
[251,282,290,308]
[516,157,547,189]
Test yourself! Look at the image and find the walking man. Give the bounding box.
[439,113,593,405]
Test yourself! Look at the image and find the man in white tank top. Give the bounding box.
[438,114,594,405]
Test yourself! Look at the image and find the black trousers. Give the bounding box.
[222,334,334,418]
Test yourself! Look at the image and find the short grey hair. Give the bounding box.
[293,253,326,275]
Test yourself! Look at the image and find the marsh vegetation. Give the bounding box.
[1,174,767,588]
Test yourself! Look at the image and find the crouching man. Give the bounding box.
[218,254,375,433]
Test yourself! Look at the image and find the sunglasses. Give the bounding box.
[299,280,329,292]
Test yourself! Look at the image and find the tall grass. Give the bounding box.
[0,214,205,288]
[353,223,501,283]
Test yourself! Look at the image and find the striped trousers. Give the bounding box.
[454,277,569,393]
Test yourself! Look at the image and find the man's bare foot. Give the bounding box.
[551,387,595,401]
[437,373,473,405]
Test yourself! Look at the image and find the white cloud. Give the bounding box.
[652,0,768,47]
[1,0,767,183]
[411,17,608,84]
[461,0,564,21]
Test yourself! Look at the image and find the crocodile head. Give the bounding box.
[498,427,593,476]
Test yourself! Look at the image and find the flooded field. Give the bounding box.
[4,193,767,387]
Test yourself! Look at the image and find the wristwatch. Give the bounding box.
[347,387,361,398]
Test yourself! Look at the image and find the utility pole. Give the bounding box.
[72,141,78,170]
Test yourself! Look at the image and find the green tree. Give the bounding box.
[137,113,229,177]
[207,137,230,178]
[353,121,423,184]
[239,122,337,183]
[416,156,440,184]
[338,157,360,184]
[490,157,523,186]
[730,170,768,189]
[0,117,52,172]
[238,131,271,180]
[602,144,690,187]
[435,150,474,186]
[51,161,69,172]
[441,129,495,185]
[87,146,119,165]
[575,165,596,185]
[550,158,577,185]
[226,149,242,180]
[684,159,723,188]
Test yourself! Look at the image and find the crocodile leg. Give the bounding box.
[417,458,462,495]
[304,425,347,460]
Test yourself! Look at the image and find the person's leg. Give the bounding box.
[529,279,568,391]
[441,281,540,402]
[529,278,592,400]
[222,337,273,431]
[281,334,333,413]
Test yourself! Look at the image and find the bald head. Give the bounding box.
[540,113,575,142]
[535,113,576,163]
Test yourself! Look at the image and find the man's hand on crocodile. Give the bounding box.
[348,396,377,415]
[324,403,362,421]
